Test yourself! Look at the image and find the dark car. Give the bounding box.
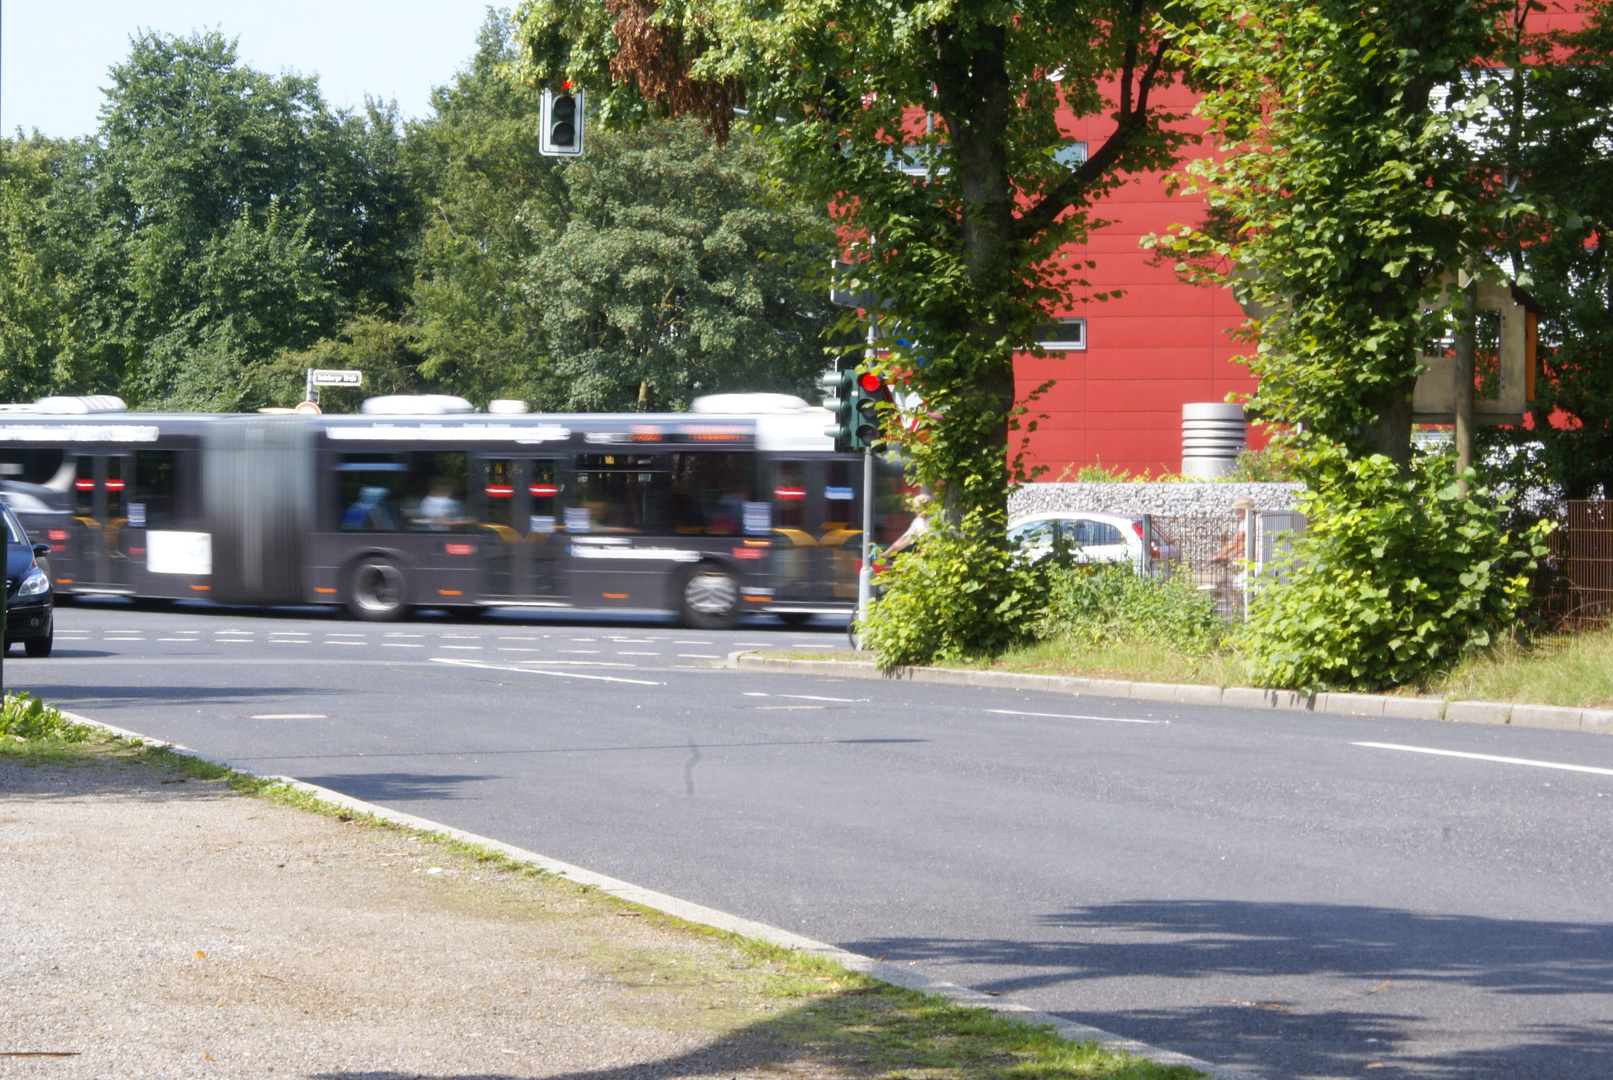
[2,502,54,657]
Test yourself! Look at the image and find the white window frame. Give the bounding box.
[1035,317,1086,352]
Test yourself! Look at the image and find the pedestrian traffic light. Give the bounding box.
[540,86,584,156]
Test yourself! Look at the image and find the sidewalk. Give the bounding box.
[0,742,1216,1080]
[0,755,806,1079]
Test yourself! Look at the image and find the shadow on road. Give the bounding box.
[841,898,1613,1078]
[295,771,502,802]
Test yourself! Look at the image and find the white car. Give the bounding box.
[1007,511,1169,568]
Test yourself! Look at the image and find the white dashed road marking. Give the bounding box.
[1353,741,1613,777]
[986,709,1162,725]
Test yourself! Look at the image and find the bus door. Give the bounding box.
[768,459,862,604]
[473,456,566,600]
[70,452,135,591]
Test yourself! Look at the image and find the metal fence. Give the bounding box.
[1557,500,1613,626]
[1147,510,1309,621]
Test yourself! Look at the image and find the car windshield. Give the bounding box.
[2,510,25,546]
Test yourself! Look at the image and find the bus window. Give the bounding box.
[133,451,178,528]
[338,453,469,532]
[875,457,916,543]
[667,453,754,536]
[573,455,663,534]
[0,448,65,487]
[772,462,807,530]
[823,460,858,530]
[73,457,95,518]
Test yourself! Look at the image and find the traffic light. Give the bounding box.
[853,370,887,450]
[540,86,585,156]
[821,367,860,452]
[821,367,890,453]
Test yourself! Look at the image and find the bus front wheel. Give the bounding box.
[679,565,740,630]
[347,558,410,622]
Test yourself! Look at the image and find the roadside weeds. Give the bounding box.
[0,731,1202,1080]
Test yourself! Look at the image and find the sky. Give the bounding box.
[2,1,495,138]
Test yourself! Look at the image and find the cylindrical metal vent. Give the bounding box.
[1182,403,1247,478]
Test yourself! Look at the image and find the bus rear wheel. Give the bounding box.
[347,558,410,622]
[679,565,740,630]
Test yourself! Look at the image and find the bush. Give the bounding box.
[1236,447,1552,691]
[0,693,88,742]
[1042,562,1227,655]
[860,525,1052,670]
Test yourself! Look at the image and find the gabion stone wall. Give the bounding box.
[1008,481,1305,521]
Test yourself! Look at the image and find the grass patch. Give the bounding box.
[3,718,1202,1079]
[977,637,1247,688]
[1417,625,1613,709]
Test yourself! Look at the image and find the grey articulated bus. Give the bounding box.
[0,394,913,627]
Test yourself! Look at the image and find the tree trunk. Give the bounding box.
[1360,377,1417,471]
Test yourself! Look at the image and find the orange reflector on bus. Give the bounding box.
[314,587,337,594]
[744,595,771,602]
[445,543,474,555]
[437,589,463,596]
[602,592,628,600]
[190,584,210,591]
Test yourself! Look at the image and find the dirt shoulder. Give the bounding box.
[0,741,1188,1080]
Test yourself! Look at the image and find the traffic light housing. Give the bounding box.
[821,367,890,453]
[540,87,585,156]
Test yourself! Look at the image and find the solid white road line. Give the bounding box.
[678,653,721,658]
[1352,741,1613,777]
[744,692,864,703]
[987,709,1162,725]
[251,713,327,720]
[430,656,661,686]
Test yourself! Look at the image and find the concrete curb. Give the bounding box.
[57,710,1255,1080]
[728,655,1613,736]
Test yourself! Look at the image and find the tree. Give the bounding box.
[1479,0,1613,499]
[88,30,417,408]
[0,135,97,401]
[514,0,1192,517]
[404,11,567,408]
[531,119,836,411]
[1151,0,1534,470]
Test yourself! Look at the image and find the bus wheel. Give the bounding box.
[347,558,410,622]
[679,565,740,630]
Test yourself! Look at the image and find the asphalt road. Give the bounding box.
[11,599,1613,1080]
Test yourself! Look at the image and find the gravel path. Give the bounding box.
[0,755,833,1080]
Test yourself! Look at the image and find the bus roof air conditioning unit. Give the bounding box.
[691,393,815,414]
[32,395,128,414]
[360,395,475,415]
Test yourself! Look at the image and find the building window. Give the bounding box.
[1053,142,1088,168]
[1033,318,1086,351]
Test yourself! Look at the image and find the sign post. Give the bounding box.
[304,369,363,409]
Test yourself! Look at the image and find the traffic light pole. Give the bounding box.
[856,448,873,648]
